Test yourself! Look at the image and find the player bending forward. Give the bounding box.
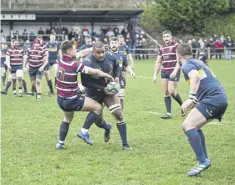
[177,43,227,176]
[55,41,114,149]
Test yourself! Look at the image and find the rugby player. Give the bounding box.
[78,41,132,150]
[177,43,228,176]
[24,38,48,100]
[55,40,114,149]
[153,30,183,119]
[109,37,135,110]
[1,43,7,86]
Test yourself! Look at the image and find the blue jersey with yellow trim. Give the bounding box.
[46,41,59,61]
[0,49,7,67]
[119,44,130,56]
[182,58,226,101]
[112,51,128,74]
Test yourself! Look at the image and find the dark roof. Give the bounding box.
[2,8,144,22]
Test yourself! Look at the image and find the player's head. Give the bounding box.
[92,41,105,62]
[50,34,56,42]
[162,30,172,45]
[85,35,92,46]
[109,37,119,52]
[118,35,125,45]
[12,39,19,49]
[176,43,193,66]
[33,38,41,49]
[60,41,76,57]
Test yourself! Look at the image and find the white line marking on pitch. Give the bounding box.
[146,111,161,115]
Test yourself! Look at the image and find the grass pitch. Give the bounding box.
[1,59,235,185]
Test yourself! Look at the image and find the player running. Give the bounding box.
[1,43,8,86]
[24,38,48,100]
[177,43,227,176]
[109,37,135,110]
[78,41,132,150]
[153,30,183,119]
[55,40,114,149]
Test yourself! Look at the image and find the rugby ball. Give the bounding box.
[107,82,120,94]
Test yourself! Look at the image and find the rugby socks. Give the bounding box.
[185,128,206,163]
[95,119,110,130]
[47,79,54,93]
[54,77,57,87]
[13,88,16,95]
[116,121,127,145]
[2,75,6,85]
[171,93,183,106]
[197,129,208,158]
[22,79,28,93]
[59,121,70,145]
[164,96,172,114]
[82,112,99,129]
[4,81,11,93]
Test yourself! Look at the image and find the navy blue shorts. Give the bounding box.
[29,66,43,79]
[57,96,85,112]
[196,94,228,121]
[119,76,126,89]
[11,65,22,74]
[49,60,57,66]
[161,71,180,82]
[85,91,106,105]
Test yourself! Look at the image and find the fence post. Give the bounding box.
[208,47,210,59]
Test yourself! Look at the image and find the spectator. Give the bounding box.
[225,36,233,60]
[113,26,119,37]
[22,29,28,41]
[106,28,114,38]
[192,38,200,58]
[29,30,36,41]
[38,27,44,35]
[23,40,31,51]
[68,30,78,40]
[82,26,89,36]
[215,39,223,59]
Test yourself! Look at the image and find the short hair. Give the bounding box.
[92,41,104,50]
[60,41,74,54]
[109,37,119,42]
[162,30,172,35]
[176,43,193,56]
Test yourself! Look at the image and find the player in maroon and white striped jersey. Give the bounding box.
[5,40,25,96]
[24,38,48,100]
[153,30,183,119]
[56,41,114,149]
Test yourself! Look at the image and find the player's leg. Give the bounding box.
[16,69,23,97]
[53,63,58,87]
[104,95,132,150]
[44,66,54,96]
[168,74,183,107]
[35,71,43,100]
[118,76,126,110]
[1,72,12,94]
[94,108,112,142]
[77,96,104,145]
[1,66,6,86]
[11,72,17,96]
[29,67,37,95]
[160,73,172,119]
[56,111,74,149]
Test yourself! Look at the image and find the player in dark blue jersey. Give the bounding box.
[78,41,132,150]
[176,43,228,176]
[1,43,8,86]
[109,37,135,109]
[118,35,134,69]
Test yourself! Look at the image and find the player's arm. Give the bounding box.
[123,57,135,77]
[76,48,92,59]
[127,54,134,69]
[153,55,162,82]
[5,55,11,70]
[81,73,106,92]
[113,56,121,83]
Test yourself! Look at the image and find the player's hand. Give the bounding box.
[181,99,195,116]
[104,74,114,82]
[103,87,116,95]
[170,71,177,79]
[39,66,44,72]
[153,74,157,83]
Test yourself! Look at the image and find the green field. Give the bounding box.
[1,59,235,185]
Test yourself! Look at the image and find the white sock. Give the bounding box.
[167,112,172,115]
[19,89,23,94]
[13,90,16,94]
[59,140,64,145]
[81,128,88,134]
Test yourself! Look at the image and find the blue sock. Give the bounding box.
[164,96,171,114]
[197,129,208,158]
[59,121,70,144]
[116,121,127,145]
[4,81,11,93]
[22,79,28,92]
[83,112,99,129]
[95,119,110,130]
[185,128,206,163]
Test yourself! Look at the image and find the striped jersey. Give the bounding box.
[157,41,178,74]
[26,46,46,67]
[6,48,24,66]
[56,55,87,99]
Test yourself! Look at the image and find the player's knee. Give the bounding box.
[182,121,194,131]
[109,104,123,121]
[168,88,176,96]
[36,79,41,85]
[164,90,170,96]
